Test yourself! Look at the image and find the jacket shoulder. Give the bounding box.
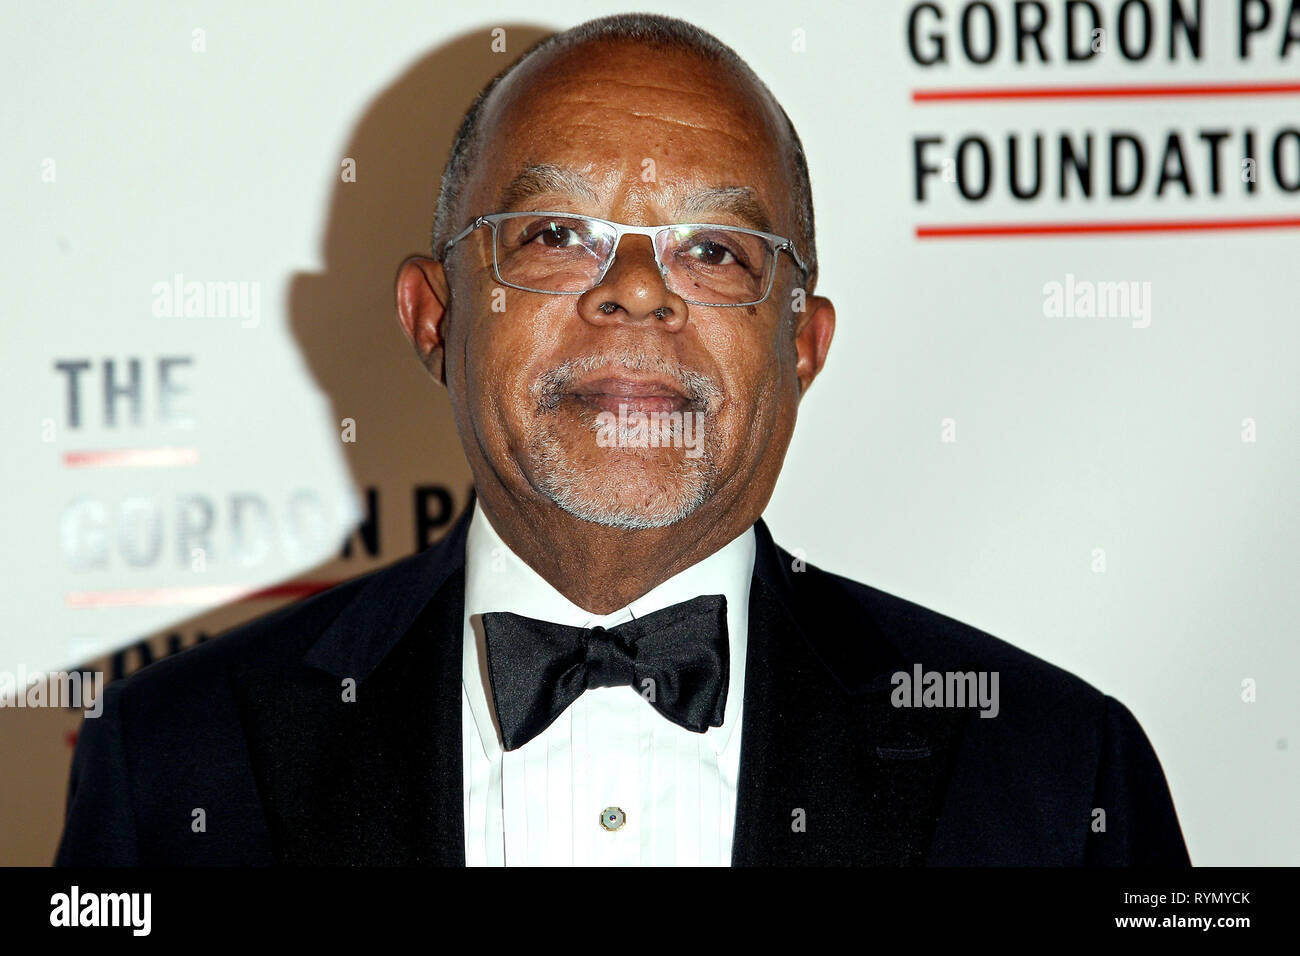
[784,550,1106,714]
[115,547,441,704]
[774,550,1188,864]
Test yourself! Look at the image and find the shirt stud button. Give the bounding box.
[600,806,626,831]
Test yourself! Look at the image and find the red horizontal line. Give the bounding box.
[916,217,1300,238]
[63,447,199,469]
[243,582,342,600]
[913,81,1300,102]
[65,580,342,608]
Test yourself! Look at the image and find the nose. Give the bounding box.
[577,234,687,331]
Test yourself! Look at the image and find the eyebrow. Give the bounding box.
[677,186,774,234]
[497,164,599,211]
[497,164,776,235]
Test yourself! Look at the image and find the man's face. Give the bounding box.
[415,41,832,533]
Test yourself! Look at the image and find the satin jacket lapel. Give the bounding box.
[229,502,474,865]
[731,519,968,865]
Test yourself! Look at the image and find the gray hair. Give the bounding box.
[430,13,819,293]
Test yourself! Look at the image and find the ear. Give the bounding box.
[793,294,835,398]
[395,255,451,384]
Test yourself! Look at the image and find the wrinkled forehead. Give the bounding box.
[463,40,795,233]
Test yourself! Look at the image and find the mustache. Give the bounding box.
[531,349,722,413]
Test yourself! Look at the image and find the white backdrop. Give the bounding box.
[2,0,1296,865]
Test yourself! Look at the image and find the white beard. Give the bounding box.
[526,422,716,530]
[523,347,723,529]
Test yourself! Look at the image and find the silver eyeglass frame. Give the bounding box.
[439,210,809,308]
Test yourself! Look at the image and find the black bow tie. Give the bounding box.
[480,594,729,752]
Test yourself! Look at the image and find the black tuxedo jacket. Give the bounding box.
[56,502,1190,866]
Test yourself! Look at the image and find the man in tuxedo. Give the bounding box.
[56,13,1189,866]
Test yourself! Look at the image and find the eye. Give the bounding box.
[682,236,748,269]
[522,220,582,249]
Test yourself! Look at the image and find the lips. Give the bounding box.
[569,374,691,416]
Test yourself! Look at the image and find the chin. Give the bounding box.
[525,439,715,531]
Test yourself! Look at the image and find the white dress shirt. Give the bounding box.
[461,500,756,866]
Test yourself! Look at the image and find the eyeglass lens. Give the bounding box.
[492,213,775,306]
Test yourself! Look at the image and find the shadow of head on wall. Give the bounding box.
[82,26,562,683]
[288,24,554,535]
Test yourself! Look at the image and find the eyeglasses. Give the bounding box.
[440,211,808,308]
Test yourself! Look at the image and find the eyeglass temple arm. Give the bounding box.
[780,240,810,279]
[440,216,487,260]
